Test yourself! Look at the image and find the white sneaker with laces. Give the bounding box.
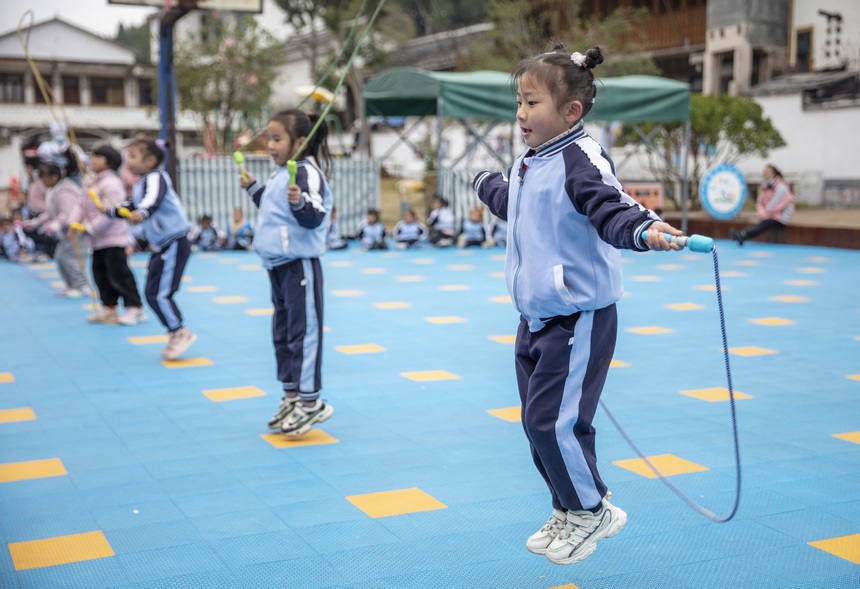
[58,287,82,298]
[87,306,119,324]
[526,509,567,554]
[118,307,148,326]
[162,327,197,360]
[280,399,333,436]
[268,395,299,430]
[544,498,627,565]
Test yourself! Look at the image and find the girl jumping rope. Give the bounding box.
[472,45,683,565]
[239,109,334,436]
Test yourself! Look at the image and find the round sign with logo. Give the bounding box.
[699,163,747,220]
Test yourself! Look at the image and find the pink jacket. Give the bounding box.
[32,178,82,236]
[70,170,133,250]
[757,177,795,225]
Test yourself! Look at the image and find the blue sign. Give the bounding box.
[700,163,747,220]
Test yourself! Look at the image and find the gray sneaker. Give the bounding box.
[545,497,627,565]
[526,509,567,554]
[268,395,299,430]
[280,399,333,436]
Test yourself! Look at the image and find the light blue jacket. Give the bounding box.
[474,124,659,332]
[125,169,190,251]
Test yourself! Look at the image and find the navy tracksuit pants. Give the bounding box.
[145,237,191,332]
[515,304,617,512]
[268,258,324,401]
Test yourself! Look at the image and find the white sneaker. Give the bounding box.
[526,509,567,554]
[161,327,197,360]
[87,306,119,324]
[118,307,148,326]
[268,395,299,430]
[57,287,82,298]
[280,399,333,436]
[545,498,627,565]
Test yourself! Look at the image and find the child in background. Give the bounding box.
[356,208,388,250]
[26,162,91,298]
[70,144,148,325]
[426,195,455,247]
[101,139,195,360]
[239,109,334,436]
[0,214,35,262]
[189,214,225,251]
[457,206,487,248]
[393,208,427,249]
[325,206,348,251]
[226,207,254,250]
[472,45,683,566]
[489,216,508,247]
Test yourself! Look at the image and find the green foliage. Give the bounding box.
[617,93,786,209]
[174,15,282,153]
[464,0,659,76]
[114,21,151,64]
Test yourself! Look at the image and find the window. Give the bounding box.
[63,76,80,104]
[0,73,24,102]
[90,77,125,106]
[718,51,734,95]
[139,78,154,106]
[796,29,812,73]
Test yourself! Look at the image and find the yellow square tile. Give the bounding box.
[549,585,580,589]
[808,533,860,564]
[487,407,521,422]
[329,260,353,267]
[489,335,516,344]
[161,357,215,368]
[239,264,262,271]
[181,276,193,282]
[30,263,55,270]
[261,430,339,448]
[489,272,505,278]
[128,335,170,345]
[187,285,217,293]
[749,317,796,326]
[729,346,778,357]
[425,316,466,324]
[626,327,674,335]
[610,359,629,368]
[720,271,746,278]
[849,375,860,382]
[347,487,446,518]
[750,252,771,258]
[833,432,860,444]
[51,281,66,288]
[9,531,114,570]
[213,296,248,304]
[631,275,660,282]
[400,370,460,382]
[412,258,435,265]
[694,284,724,291]
[613,454,709,479]
[0,372,14,383]
[447,264,474,271]
[374,302,411,309]
[396,276,425,282]
[784,280,817,287]
[489,295,511,303]
[203,386,267,402]
[81,303,99,311]
[658,264,683,271]
[331,289,364,296]
[665,303,704,311]
[0,408,36,423]
[361,267,386,274]
[0,458,67,483]
[381,252,400,258]
[681,387,752,402]
[806,256,829,263]
[797,267,825,273]
[438,285,470,291]
[246,308,275,316]
[335,344,387,355]
[770,295,809,303]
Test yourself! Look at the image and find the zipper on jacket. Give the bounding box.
[511,158,529,312]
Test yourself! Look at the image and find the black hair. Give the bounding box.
[129,138,168,170]
[766,164,783,178]
[512,44,604,118]
[269,109,332,176]
[93,144,123,171]
[39,162,62,180]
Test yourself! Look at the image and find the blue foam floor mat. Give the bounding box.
[1,239,858,588]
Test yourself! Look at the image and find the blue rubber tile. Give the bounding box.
[294,519,400,554]
[78,481,169,509]
[0,489,88,521]
[249,477,342,509]
[68,463,154,492]
[14,557,131,589]
[170,487,268,518]
[114,543,229,584]
[273,496,368,529]
[210,530,318,568]
[0,476,80,502]
[234,558,345,589]
[125,569,248,589]
[155,471,243,498]
[1,510,100,543]
[91,499,186,531]
[106,520,202,555]
[188,508,288,540]
[140,454,226,481]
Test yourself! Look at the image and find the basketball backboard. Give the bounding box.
[108,0,262,13]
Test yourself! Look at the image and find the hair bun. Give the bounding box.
[585,47,604,70]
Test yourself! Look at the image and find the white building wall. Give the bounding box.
[792,0,860,71]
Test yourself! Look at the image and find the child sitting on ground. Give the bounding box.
[226,207,254,250]
[189,214,225,251]
[356,208,388,250]
[458,205,488,248]
[427,195,455,247]
[393,208,427,249]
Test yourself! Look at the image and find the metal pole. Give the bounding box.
[436,96,444,175]
[158,8,190,187]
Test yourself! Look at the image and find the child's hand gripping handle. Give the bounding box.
[287,160,297,186]
[642,230,714,253]
[233,151,249,182]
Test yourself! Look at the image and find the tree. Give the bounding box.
[464,0,659,76]
[114,21,151,64]
[618,94,786,210]
[174,15,282,153]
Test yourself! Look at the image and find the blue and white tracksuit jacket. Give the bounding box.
[246,159,330,397]
[473,123,661,512]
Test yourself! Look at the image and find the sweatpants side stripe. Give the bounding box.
[299,259,320,393]
[157,243,180,330]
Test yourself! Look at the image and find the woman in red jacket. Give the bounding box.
[732,164,795,245]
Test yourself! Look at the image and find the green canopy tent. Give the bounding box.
[361,68,692,229]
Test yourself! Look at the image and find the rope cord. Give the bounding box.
[601,244,741,522]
